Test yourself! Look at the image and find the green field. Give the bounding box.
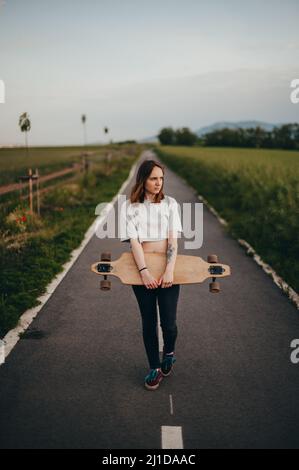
[0,144,145,337]
[0,144,137,186]
[156,146,299,296]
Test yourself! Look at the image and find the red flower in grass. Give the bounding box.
[21,216,27,222]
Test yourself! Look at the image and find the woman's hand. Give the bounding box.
[140,269,159,289]
[158,268,174,288]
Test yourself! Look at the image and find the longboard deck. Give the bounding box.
[91,252,231,285]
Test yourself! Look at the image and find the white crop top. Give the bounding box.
[120,195,182,243]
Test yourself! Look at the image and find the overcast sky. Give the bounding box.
[0,0,298,145]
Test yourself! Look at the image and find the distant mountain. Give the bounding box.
[196,120,277,137]
[140,121,280,143]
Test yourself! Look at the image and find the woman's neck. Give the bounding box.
[144,192,155,202]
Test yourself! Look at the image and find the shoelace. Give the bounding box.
[146,369,160,381]
[163,355,176,366]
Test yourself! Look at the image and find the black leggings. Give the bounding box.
[132,284,180,369]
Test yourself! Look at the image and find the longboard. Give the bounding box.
[91,252,231,293]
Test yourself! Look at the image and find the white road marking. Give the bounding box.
[169,394,174,415]
[161,426,183,449]
[0,339,5,365]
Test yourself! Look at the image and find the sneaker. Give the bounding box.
[161,352,176,377]
[144,368,163,390]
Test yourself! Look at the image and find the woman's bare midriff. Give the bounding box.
[142,239,168,253]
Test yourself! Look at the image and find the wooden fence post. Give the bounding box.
[35,168,40,216]
[105,152,112,175]
[28,168,33,214]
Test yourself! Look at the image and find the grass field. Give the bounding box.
[0,144,138,186]
[0,144,145,337]
[156,146,299,296]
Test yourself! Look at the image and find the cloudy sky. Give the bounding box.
[0,0,298,145]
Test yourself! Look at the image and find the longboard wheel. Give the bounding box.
[207,254,218,263]
[101,252,111,261]
[100,280,111,291]
[209,281,220,293]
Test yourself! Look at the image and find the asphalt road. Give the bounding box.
[0,149,298,449]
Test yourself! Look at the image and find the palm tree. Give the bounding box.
[104,126,112,145]
[81,114,87,147]
[19,112,31,158]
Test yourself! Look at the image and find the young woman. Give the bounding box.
[120,159,183,390]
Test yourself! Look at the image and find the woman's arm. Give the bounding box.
[130,239,159,289]
[163,198,181,279]
[158,233,178,288]
[165,233,178,273]
[130,239,147,270]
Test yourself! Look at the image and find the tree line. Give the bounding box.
[158,123,299,150]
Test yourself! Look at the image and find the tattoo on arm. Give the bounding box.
[166,243,176,263]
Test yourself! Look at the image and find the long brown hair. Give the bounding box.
[130,160,165,203]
